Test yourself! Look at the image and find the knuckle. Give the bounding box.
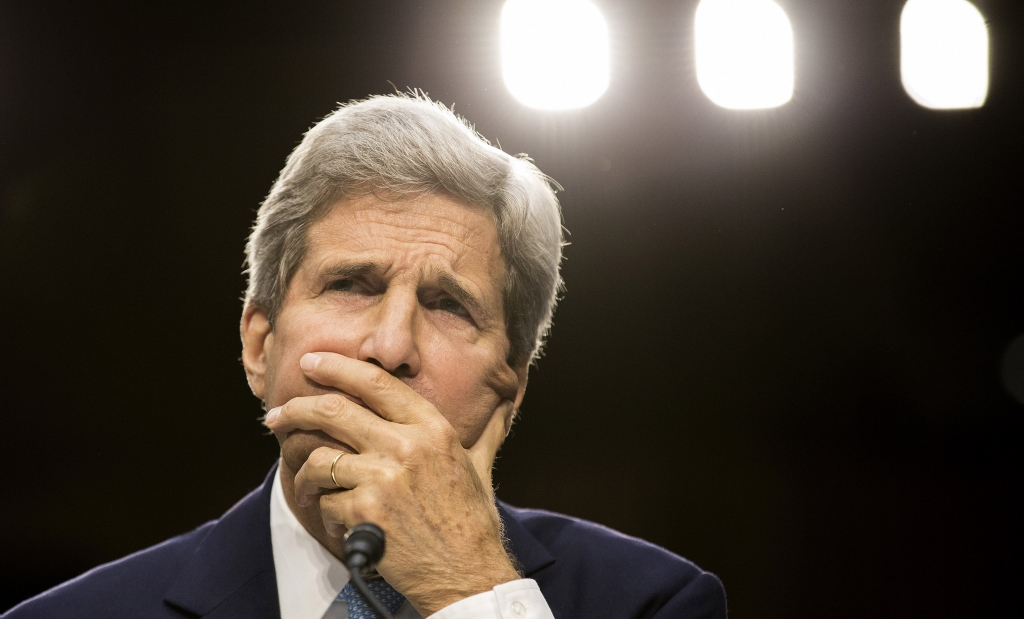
[318,494,342,522]
[393,436,420,463]
[319,393,346,416]
[422,417,459,449]
[309,446,335,467]
[366,367,391,393]
[350,492,378,520]
[379,465,403,486]
[434,421,459,445]
[318,490,336,507]
[320,490,345,514]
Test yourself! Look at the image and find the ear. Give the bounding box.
[240,304,273,400]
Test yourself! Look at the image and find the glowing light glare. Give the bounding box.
[694,0,795,110]
[500,0,610,110]
[901,0,988,110]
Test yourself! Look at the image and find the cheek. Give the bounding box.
[423,342,507,446]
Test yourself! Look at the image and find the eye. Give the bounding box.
[327,279,355,292]
[438,297,469,317]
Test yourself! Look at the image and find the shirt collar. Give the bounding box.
[270,462,351,619]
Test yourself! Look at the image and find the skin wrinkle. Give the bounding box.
[309,259,493,328]
[347,204,483,255]
[302,239,499,334]
[344,202,497,290]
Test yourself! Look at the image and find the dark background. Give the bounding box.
[1,0,1021,616]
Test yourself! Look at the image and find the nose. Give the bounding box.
[357,287,421,379]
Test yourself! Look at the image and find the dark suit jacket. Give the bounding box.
[4,465,727,618]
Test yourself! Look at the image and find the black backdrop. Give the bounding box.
[1,1,1022,616]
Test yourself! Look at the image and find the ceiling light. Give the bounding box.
[901,0,988,110]
[694,0,795,110]
[501,0,611,110]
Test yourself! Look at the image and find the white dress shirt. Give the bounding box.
[269,464,555,619]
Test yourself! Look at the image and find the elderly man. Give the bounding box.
[5,95,726,619]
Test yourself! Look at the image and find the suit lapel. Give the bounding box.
[497,501,556,577]
[164,463,281,619]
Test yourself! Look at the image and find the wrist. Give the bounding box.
[412,560,521,617]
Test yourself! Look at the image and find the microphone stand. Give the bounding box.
[347,567,395,619]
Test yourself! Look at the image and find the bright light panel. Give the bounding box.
[901,0,988,110]
[501,0,610,110]
[694,0,795,110]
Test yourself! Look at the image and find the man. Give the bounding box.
[5,95,726,619]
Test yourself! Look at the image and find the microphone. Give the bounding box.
[343,523,394,619]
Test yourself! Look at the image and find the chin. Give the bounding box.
[279,429,356,475]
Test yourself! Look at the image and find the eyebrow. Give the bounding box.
[317,260,493,322]
[438,271,491,321]
[317,261,380,284]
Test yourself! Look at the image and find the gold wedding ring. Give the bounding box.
[330,451,346,489]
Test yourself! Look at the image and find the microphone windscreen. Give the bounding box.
[344,523,386,570]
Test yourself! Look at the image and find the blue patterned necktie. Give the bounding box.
[336,578,406,619]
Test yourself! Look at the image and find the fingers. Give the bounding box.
[265,393,388,452]
[299,352,436,425]
[318,489,359,538]
[466,402,515,495]
[294,446,408,509]
[293,446,355,506]
[318,486,393,539]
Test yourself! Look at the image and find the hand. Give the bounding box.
[265,352,519,617]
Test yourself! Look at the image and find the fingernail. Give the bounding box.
[300,353,321,372]
[265,406,281,425]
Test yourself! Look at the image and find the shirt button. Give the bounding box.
[510,600,527,618]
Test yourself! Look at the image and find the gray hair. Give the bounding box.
[244,93,564,368]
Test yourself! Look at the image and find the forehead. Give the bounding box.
[304,192,504,286]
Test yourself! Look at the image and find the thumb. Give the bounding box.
[467,402,514,496]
